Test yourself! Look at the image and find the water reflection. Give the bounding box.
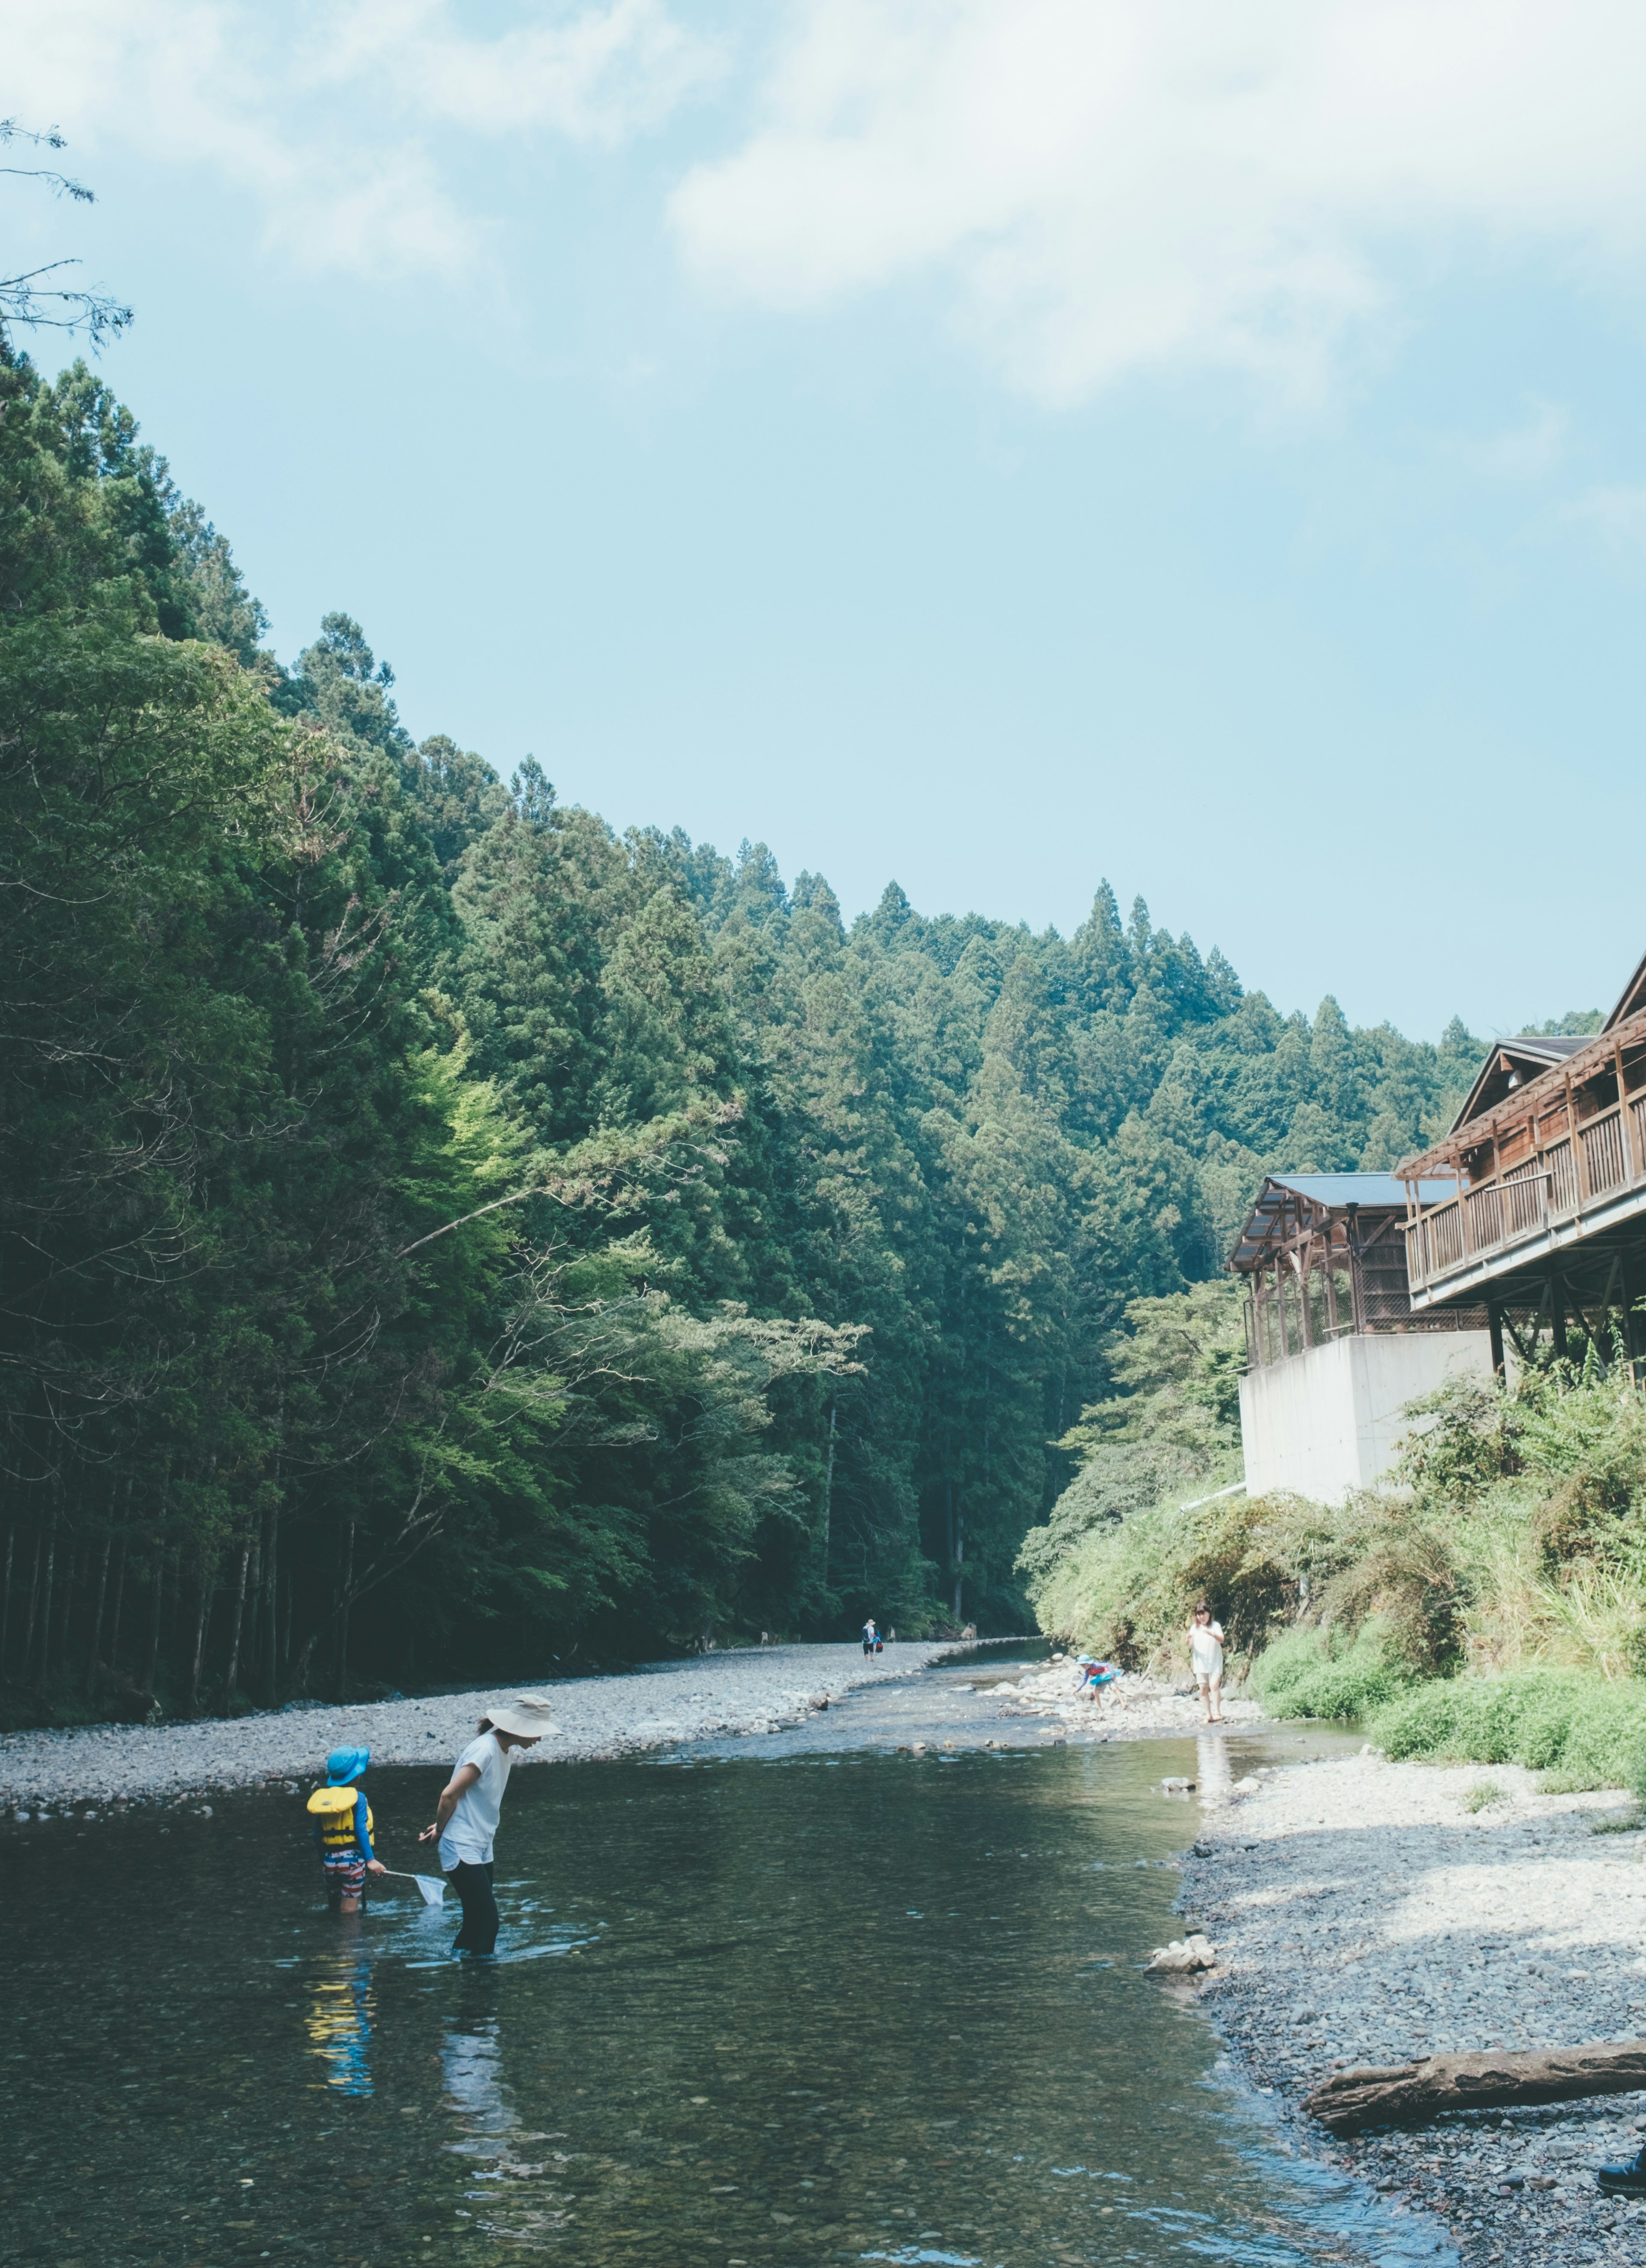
[443,1968,575,2249]
[443,1979,513,2144]
[1197,1731,1234,1803]
[1,1725,1443,2268]
[305,1936,375,2096]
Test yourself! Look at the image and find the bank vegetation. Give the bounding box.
[1021,1288,1646,1793]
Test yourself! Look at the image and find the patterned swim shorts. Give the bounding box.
[323,1855,366,1900]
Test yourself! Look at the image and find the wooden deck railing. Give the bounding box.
[1405,1092,1646,1295]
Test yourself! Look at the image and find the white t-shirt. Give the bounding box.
[438,1733,514,1868]
[1190,1622,1225,1678]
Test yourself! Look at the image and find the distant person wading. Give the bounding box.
[421,1694,559,1956]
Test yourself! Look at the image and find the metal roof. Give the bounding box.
[1228,1173,1458,1272]
[1448,1033,1594,1136]
[1606,949,1646,1032]
[1265,1172,1455,1208]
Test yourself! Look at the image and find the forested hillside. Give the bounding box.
[1,357,1492,1723]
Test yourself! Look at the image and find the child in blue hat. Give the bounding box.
[306,1746,386,1913]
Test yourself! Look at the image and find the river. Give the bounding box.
[3,1653,1444,2268]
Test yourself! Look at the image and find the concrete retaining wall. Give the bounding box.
[1238,1329,1494,1503]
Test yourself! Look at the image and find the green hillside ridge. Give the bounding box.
[0,353,1544,1726]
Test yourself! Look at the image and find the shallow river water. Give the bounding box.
[3,1659,1442,2268]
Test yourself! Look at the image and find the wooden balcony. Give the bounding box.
[1401,1017,1646,1313]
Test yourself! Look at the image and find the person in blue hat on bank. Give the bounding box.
[306,1747,386,1914]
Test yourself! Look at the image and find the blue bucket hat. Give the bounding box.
[325,1745,369,1785]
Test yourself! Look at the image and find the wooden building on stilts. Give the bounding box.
[1396,953,1646,1373]
[1228,1175,1493,1502]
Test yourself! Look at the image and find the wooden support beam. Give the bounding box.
[1622,1246,1642,1379]
[1303,2039,1646,2136]
[1616,1035,1640,1187]
[1346,1204,1367,1333]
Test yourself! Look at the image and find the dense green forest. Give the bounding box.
[0,354,1496,1724]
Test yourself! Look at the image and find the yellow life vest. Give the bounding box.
[306,1784,373,1856]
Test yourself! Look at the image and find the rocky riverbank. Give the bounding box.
[969,1649,1267,1736]
[0,1640,967,1813]
[1181,1750,1646,2265]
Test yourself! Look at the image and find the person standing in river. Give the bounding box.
[1187,1601,1226,1723]
[862,1617,879,1658]
[420,1695,558,1956]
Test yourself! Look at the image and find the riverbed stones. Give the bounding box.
[0,1641,969,1810]
[1183,1753,1646,2264]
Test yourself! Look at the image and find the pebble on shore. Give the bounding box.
[1182,1751,1646,2266]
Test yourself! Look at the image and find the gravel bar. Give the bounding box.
[1183,1750,1646,2265]
[0,1640,971,1812]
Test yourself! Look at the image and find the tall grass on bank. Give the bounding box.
[1368,1669,1646,1793]
[1249,1620,1414,1720]
[1024,1354,1646,1712]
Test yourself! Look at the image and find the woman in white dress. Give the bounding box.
[1187,1600,1225,1724]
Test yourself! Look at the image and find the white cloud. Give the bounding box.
[3,0,711,280]
[1571,484,1646,547]
[1451,403,1570,484]
[313,0,714,144]
[668,0,1646,403]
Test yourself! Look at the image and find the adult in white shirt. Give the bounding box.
[1187,1601,1226,1724]
[419,1693,558,1955]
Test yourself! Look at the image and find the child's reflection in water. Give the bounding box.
[305,1938,375,2097]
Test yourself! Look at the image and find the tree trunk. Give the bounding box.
[292,1622,318,1695]
[143,1459,172,1695]
[264,1506,280,1702]
[85,1528,113,1694]
[246,1520,264,1691]
[144,1546,169,1694]
[21,1523,43,1671]
[221,1538,252,1707]
[0,1523,13,1679]
[106,1538,128,1677]
[56,1541,77,1676]
[34,1507,57,1692]
[1303,2040,1646,2136]
[334,1518,355,1695]
[187,1572,210,1712]
[820,1400,837,1586]
[265,1400,284,1700]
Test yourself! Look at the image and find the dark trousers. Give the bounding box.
[449,1860,499,1956]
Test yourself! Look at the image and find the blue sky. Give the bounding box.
[12,0,1646,1040]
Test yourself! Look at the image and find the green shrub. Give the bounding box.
[1369,1669,1646,1791]
[1250,1619,1415,1720]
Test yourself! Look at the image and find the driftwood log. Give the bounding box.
[1303,2040,1646,2135]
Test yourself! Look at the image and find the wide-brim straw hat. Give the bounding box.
[487,1693,560,1739]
